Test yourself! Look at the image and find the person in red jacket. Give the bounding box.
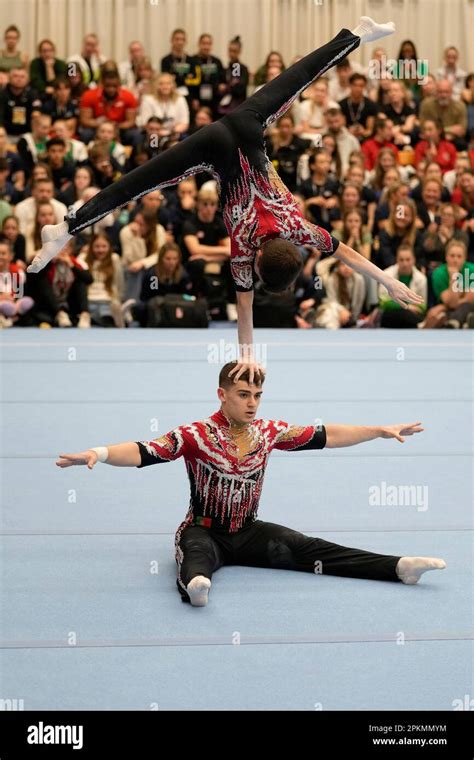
[361,117,398,171]
[78,71,140,146]
[414,119,457,174]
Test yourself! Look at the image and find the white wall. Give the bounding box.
[1,0,472,75]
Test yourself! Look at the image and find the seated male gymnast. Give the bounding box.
[29,17,424,381]
[56,362,446,607]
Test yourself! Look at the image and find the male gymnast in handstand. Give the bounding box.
[28,17,423,380]
[56,362,446,607]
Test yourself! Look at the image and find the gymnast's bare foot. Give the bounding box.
[27,221,73,273]
[396,556,447,585]
[351,16,396,44]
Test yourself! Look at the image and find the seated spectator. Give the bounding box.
[66,68,87,107]
[368,147,400,195]
[0,125,25,188]
[0,237,33,327]
[129,188,171,231]
[88,145,122,189]
[16,113,52,177]
[362,121,399,172]
[0,157,22,205]
[419,79,468,150]
[443,153,472,193]
[298,148,340,232]
[25,239,92,327]
[24,200,57,263]
[323,108,361,178]
[68,33,106,88]
[187,106,214,137]
[374,181,411,233]
[377,199,422,268]
[338,73,377,142]
[265,113,311,192]
[138,72,189,135]
[451,167,474,211]
[0,67,42,142]
[332,182,366,229]
[415,177,444,229]
[44,137,75,192]
[29,39,67,97]
[378,243,427,327]
[118,40,146,90]
[125,242,194,326]
[322,258,367,326]
[1,215,26,269]
[410,161,451,203]
[253,51,285,88]
[127,56,155,103]
[87,120,127,167]
[120,209,167,300]
[77,233,124,327]
[382,81,417,145]
[51,119,88,164]
[435,46,467,101]
[181,188,232,312]
[332,209,372,259]
[57,165,94,208]
[293,78,337,142]
[345,163,376,228]
[320,132,343,181]
[420,202,469,274]
[414,119,457,174]
[166,179,197,240]
[424,239,474,327]
[328,58,354,102]
[0,25,29,77]
[14,177,67,235]
[21,161,52,198]
[41,78,79,133]
[79,70,140,146]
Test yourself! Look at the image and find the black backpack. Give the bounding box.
[146,295,209,328]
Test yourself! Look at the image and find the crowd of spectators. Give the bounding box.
[0,25,473,329]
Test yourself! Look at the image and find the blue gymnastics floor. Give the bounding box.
[0,329,472,710]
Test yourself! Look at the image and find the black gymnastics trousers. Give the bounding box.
[65,28,361,234]
[177,519,401,602]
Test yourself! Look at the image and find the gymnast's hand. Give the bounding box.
[56,450,99,469]
[228,360,266,385]
[380,422,424,443]
[383,277,425,309]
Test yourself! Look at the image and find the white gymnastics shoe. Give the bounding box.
[351,16,396,44]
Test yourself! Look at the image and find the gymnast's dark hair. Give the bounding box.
[231,36,242,47]
[219,361,265,389]
[259,239,303,293]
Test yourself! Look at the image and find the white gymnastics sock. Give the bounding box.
[186,575,211,606]
[351,16,396,44]
[396,556,447,585]
[27,221,73,273]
